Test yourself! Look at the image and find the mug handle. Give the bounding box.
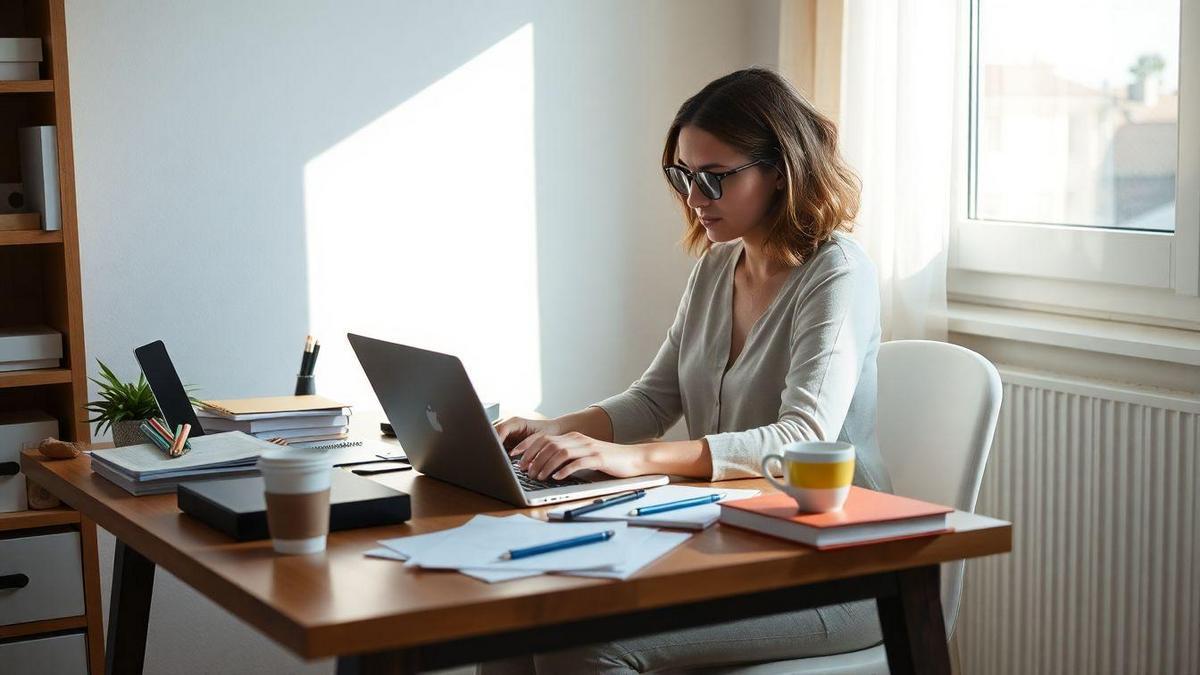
[761,454,789,492]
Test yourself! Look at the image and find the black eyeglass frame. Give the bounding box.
[662,159,776,200]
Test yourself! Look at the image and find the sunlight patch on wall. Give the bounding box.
[304,24,539,414]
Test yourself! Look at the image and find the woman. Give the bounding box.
[488,67,893,674]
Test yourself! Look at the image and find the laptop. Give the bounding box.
[348,333,669,507]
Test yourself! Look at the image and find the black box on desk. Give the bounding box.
[177,470,410,541]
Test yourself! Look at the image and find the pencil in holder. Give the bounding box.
[294,374,316,396]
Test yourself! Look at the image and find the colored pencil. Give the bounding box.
[146,417,175,447]
[139,422,172,454]
[171,423,192,457]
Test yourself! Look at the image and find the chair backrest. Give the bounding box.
[877,340,1002,637]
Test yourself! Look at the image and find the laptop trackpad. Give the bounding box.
[569,469,612,483]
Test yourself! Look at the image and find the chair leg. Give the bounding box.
[948,625,962,675]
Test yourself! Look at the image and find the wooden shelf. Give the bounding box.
[0,506,80,533]
[1,4,104,671]
[0,80,54,94]
[0,614,87,640]
[0,229,62,246]
[0,368,71,389]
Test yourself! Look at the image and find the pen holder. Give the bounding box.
[294,374,316,396]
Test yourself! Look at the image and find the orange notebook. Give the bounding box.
[719,487,954,550]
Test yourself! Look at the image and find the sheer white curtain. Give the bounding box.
[837,0,961,340]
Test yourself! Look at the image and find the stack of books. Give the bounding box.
[195,395,351,447]
[719,487,954,550]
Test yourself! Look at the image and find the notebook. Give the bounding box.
[718,487,954,550]
[177,470,411,540]
[196,395,350,420]
[89,431,273,481]
[547,485,761,530]
[198,413,349,434]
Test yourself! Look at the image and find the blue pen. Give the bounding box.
[500,529,617,560]
[629,493,725,516]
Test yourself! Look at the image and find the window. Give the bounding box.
[973,0,1179,232]
[950,0,1200,325]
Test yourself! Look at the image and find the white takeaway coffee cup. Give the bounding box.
[257,449,333,555]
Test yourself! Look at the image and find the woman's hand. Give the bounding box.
[510,432,645,480]
[493,416,563,451]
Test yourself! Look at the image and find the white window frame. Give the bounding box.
[949,0,1200,329]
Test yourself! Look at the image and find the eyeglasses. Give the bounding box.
[662,159,774,200]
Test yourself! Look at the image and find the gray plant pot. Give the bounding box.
[111,419,149,447]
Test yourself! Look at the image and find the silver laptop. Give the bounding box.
[349,333,668,506]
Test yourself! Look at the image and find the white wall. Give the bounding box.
[65,1,780,672]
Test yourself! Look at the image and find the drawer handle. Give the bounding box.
[0,573,30,590]
[0,461,18,477]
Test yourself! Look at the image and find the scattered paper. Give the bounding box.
[370,514,694,583]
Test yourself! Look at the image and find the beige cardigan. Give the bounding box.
[594,232,893,492]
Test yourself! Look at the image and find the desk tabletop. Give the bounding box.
[21,434,1010,660]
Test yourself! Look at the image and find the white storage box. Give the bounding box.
[0,326,62,367]
[0,411,59,513]
[0,38,42,81]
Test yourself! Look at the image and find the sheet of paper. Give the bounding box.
[410,514,632,572]
[564,529,692,580]
[371,515,694,583]
[375,516,554,582]
[547,485,761,529]
[365,546,536,583]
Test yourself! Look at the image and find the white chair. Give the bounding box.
[673,340,1002,675]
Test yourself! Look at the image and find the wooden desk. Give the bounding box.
[22,433,1010,675]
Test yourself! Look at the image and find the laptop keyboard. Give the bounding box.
[510,459,586,491]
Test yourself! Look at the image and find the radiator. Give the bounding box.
[958,367,1200,675]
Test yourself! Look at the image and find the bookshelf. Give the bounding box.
[1,1,103,673]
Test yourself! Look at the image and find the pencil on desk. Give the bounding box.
[139,422,172,454]
[146,417,175,447]
[168,423,185,456]
[172,423,192,457]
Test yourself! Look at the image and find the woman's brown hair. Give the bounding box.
[662,67,860,266]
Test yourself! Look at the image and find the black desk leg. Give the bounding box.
[337,650,419,675]
[106,540,156,675]
[876,564,951,675]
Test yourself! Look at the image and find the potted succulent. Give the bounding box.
[85,360,198,447]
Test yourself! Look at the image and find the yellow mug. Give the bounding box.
[761,441,855,512]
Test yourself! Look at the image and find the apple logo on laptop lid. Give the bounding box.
[425,404,443,433]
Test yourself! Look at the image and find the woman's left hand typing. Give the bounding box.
[511,431,645,480]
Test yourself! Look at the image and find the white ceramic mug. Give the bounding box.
[761,441,855,513]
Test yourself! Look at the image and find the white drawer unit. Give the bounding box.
[0,412,60,513]
[0,531,85,626]
[0,631,88,674]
